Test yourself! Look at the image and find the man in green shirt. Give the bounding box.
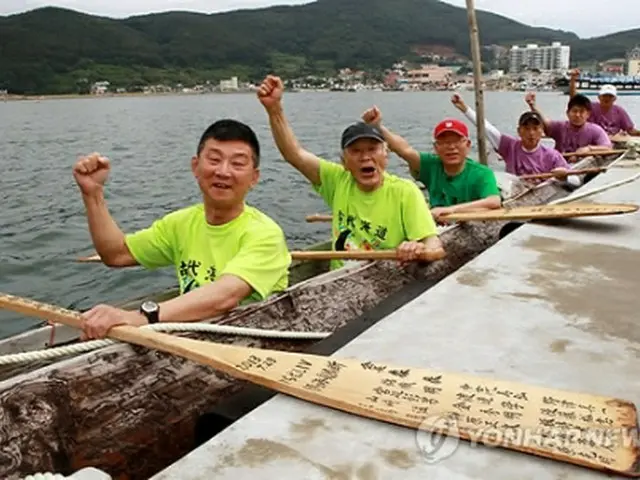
[362,107,502,224]
[72,119,291,339]
[256,74,445,269]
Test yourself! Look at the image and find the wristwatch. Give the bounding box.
[139,301,160,324]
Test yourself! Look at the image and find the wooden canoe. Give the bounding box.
[0,151,628,480]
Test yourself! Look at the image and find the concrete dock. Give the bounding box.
[152,166,640,480]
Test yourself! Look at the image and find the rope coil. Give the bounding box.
[0,322,331,365]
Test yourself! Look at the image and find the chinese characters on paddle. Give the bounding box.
[72,120,291,339]
[257,74,445,269]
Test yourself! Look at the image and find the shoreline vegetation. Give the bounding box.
[1,87,563,103]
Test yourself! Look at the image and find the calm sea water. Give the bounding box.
[1,91,638,338]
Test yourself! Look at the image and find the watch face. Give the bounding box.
[141,301,159,313]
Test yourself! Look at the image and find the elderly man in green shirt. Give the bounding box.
[256,75,445,269]
[362,106,502,224]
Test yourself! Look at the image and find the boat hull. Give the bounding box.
[0,152,627,480]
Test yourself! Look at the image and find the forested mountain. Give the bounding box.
[0,0,636,94]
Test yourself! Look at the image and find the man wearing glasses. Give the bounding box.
[362,107,501,224]
[257,75,445,269]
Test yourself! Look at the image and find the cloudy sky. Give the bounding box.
[1,0,638,38]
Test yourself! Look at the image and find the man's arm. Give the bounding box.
[460,106,502,151]
[361,106,421,173]
[443,196,502,214]
[156,274,252,322]
[82,192,138,267]
[266,105,322,185]
[258,75,321,185]
[157,225,290,321]
[402,182,445,256]
[378,125,421,173]
[619,108,640,136]
[525,92,552,134]
[569,69,579,98]
[72,153,138,267]
[451,94,501,151]
[582,125,613,151]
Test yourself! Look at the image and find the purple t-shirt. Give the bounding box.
[498,135,570,175]
[547,121,612,153]
[589,103,635,135]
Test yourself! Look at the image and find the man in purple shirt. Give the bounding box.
[588,85,640,136]
[526,92,612,154]
[451,94,574,185]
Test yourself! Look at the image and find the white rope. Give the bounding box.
[0,322,331,365]
[22,474,66,480]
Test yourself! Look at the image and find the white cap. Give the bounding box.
[598,84,617,97]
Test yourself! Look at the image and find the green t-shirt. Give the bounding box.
[417,152,500,208]
[313,159,438,269]
[124,204,291,302]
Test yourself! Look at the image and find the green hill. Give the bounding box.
[0,0,635,94]
[569,28,640,62]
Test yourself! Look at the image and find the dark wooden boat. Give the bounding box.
[0,151,629,480]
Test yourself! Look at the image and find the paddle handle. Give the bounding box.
[0,293,85,330]
[77,254,101,263]
[290,248,446,262]
[305,214,332,223]
[519,167,606,181]
[0,292,152,345]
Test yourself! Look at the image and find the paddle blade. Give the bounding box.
[0,291,638,475]
[164,337,639,476]
[444,203,639,222]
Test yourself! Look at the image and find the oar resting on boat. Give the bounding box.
[305,202,639,224]
[0,292,638,477]
[562,148,627,161]
[76,247,448,264]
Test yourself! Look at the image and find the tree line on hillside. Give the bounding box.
[0,0,637,94]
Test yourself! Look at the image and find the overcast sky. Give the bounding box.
[1,0,638,38]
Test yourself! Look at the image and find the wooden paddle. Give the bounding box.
[518,167,606,181]
[0,292,638,477]
[562,149,627,161]
[76,248,447,264]
[305,203,639,224]
[306,213,333,223]
[442,202,638,222]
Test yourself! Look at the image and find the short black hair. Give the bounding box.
[196,119,260,167]
[567,94,592,112]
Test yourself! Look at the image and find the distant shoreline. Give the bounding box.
[0,90,258,102]
[1,88,558,102]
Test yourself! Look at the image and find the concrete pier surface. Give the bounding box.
[151,166,640,480]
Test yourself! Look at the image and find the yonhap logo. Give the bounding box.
[415,413,461,464]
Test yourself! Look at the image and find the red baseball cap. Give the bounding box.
[433,118,469,139]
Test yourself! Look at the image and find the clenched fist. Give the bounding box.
[257,75,284,111]
[451,94,467,112]
[361,105,382,126]
[73,152,110,196]
[525,92,536,108]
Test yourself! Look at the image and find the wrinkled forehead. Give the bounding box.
[200,139,254,160]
